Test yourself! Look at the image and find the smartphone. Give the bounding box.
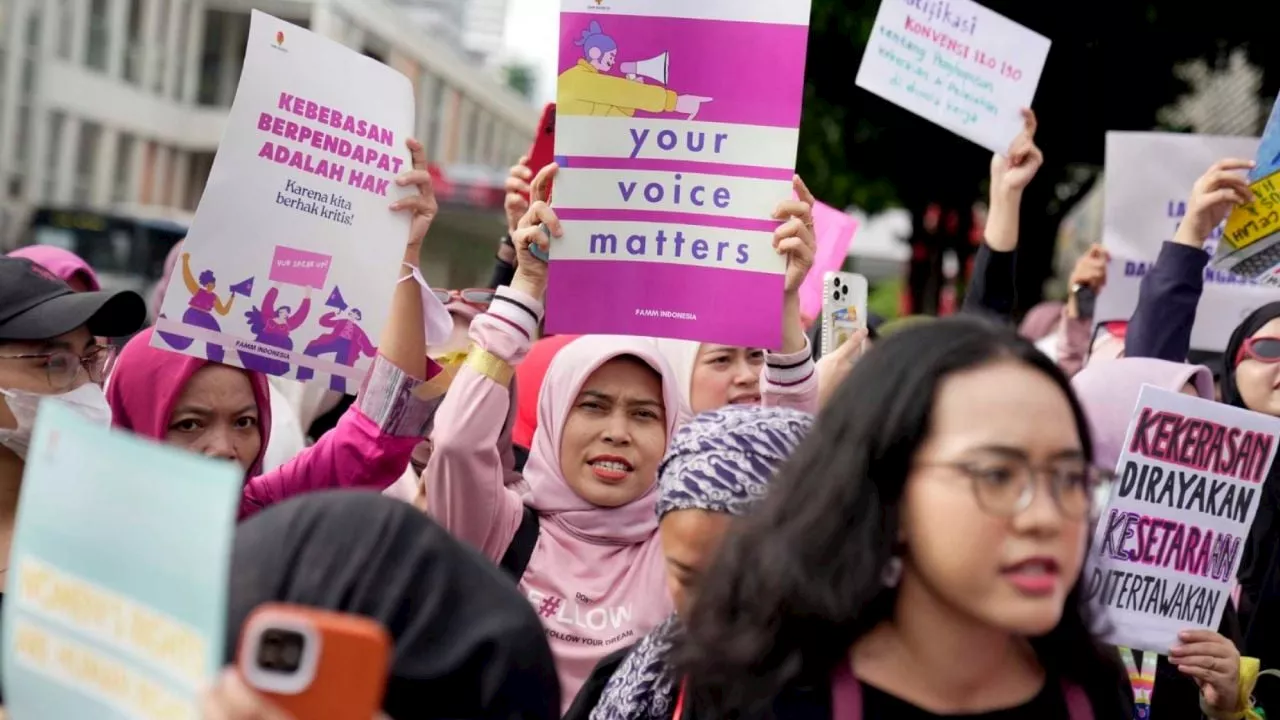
[237,603,392,720]
[523,103,557,202]
[821,272,868,358]
[1072,283,1097,319]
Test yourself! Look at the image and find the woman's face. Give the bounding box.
[1234,317,1280,416]
[166,365,262,471]
[0,328,96,430]
[558,357,668,507]
[275,307,289,321]
[689,344,764,414]
[660,509,733,615]
[901,359,1089,637]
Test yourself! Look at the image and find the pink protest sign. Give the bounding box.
[799,201,859,321]
[544,0,813,350]
[269,246,333,289]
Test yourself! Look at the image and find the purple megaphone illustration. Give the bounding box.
[325,286,348,311]
[229,277,255,296]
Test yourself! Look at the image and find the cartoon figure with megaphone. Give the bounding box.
[559,21,712,119]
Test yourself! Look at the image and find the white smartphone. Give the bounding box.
[821,272,868,358]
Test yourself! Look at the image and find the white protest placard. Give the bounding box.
[1097,132,1270,352]
[1084,386,1277,653]
[153,10,415,394]
[854,0,1050,154]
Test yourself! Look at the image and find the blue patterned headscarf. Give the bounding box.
[590,405,813,720]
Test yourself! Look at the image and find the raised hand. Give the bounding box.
[1175,158,1256,248]
[990,108,1044,197]
[390,138,438,251]
[774,175,817,295]
[504,156,533,235]
[510,163,561,302]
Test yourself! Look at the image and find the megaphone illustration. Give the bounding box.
[326,286,348,311]
[620,52,669,85]
[229,277,255,297]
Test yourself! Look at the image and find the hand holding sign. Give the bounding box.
[511,163,561,301]
[1169,629,1241,714]
[1175,158,1256,250]
[774,175,817,295]
[390,138,438,252]
[990,109,1044,197]
[504,156,533,235]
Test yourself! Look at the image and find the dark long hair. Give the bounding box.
[671,316,1128,718]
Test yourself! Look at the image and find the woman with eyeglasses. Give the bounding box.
[0,256,149,703]
[668,317,1131,719]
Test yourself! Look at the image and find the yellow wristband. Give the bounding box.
[464,345,514,387]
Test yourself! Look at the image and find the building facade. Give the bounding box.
[0,0,535,246]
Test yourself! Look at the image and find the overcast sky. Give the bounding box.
[502,0,559,105]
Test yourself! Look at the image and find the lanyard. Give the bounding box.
[1119,647,1158,719]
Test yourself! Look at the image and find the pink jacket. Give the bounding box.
[426,287,819,711]
[108,328,444,520]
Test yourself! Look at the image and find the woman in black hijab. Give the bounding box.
[1225,302,1280,712]
[220,490,560,719]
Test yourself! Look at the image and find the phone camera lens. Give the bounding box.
[258,629,306,673]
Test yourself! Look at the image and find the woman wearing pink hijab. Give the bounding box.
[426,164,819,711]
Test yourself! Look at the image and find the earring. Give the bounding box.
[881,556,903,588]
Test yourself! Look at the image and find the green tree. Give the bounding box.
[799,0,1278,309]
[503,62,537,101]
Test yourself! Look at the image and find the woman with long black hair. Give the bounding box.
[670,317,1132,719]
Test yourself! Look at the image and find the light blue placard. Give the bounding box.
[1253,95,1280,182]
[2,401,241,719]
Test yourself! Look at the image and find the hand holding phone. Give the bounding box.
[237,604,391,720]
[820,272,868,359]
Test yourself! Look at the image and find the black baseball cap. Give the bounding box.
[0,257,146,341]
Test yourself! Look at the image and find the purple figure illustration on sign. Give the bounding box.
[557,21,711,119]
[157,253,239,363]
[239,285,313,376]
[296,287,376,393]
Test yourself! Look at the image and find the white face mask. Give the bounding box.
[0,383,113,459]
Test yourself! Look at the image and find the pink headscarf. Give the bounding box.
[7,245,100,291]
[1018,301,1065,341]
[1072,357,1214,470]
[520,336,682,545]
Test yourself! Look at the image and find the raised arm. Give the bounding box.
[181,253,199,295]
[287,292,312,331]
[963,108,1042,321]
[237,138,442,518]
[763,175,820,414]
[213,293,235,316]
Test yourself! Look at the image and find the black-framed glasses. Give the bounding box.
[0,344,117,390]
[921,456,1114,520]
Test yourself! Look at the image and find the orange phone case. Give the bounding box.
[237,603,391,720]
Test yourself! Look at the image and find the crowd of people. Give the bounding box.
[0,109,1277,720]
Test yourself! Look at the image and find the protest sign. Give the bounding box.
[799,201,860,323]
[3,402,241,719]
[153,10,415,394]
[1213,97,1280,284]
[854,0,1050,155]
[1084,386,1276,653]
[1097,132,1268,352]
[545,0,812,349]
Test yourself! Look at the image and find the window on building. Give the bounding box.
[124,0,144,83]
[196,10,225,105]
[113,134,135,205]
[463,102,480,163]
[56,0,75,60]
[152,0,170,93]
[86,0,110,70]
[74,122,101,205]
[173,0,191,100]
[42,112,66,202]
[428,79,447,161]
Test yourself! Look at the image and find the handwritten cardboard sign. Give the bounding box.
[3,402,241,718]
[1084,386,1277,653]
[854,0,1050,155]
